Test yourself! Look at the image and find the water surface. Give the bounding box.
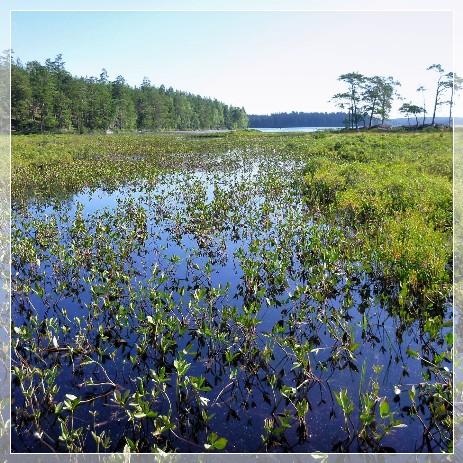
[11,148,452,453]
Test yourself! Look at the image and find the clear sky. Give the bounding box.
[8,7,457,118]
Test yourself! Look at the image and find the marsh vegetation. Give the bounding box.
[11,129,452,453]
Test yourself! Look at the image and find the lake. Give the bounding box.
[252,127,343,133]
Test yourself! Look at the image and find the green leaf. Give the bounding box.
[34,282,44,298]
[214,437,228,450]
[272,426,285,436]
[379,399,389,418]
[406,348,419,358]
[360,412,375,426]
[379,398,389,418]
[54,402,63,414]
[444,332,453,346]
[409,385,416,401]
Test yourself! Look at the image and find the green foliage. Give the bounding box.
[302,131,452,303]
[334,389,354,417]
[204,432,227,451]
[11,55,249,133]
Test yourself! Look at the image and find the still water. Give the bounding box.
[11,151,451,453]
[253,127,343,133]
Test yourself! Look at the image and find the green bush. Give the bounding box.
[301,131,452,303]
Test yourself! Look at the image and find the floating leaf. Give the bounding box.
[379,398,389,418]
[214,437,227,450]
[406,349,419,358]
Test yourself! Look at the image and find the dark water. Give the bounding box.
[11,160,452,453]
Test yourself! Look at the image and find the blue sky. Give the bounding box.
[6,5,458,117]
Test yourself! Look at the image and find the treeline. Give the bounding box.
[248,112,347,128]
[332,67,460,129]
[11,54,249,133]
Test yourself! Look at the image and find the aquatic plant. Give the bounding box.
[11,130,452,453]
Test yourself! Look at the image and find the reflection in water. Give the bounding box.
[11,155,452,453]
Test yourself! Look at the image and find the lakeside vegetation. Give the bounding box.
[10,52,460,135]
[331,67,459,129]
[11,129,452,453]
[249,65,460,130]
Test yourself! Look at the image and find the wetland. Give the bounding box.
[11,129,453,453]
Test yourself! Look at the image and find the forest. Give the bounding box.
[10,54,249,133]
